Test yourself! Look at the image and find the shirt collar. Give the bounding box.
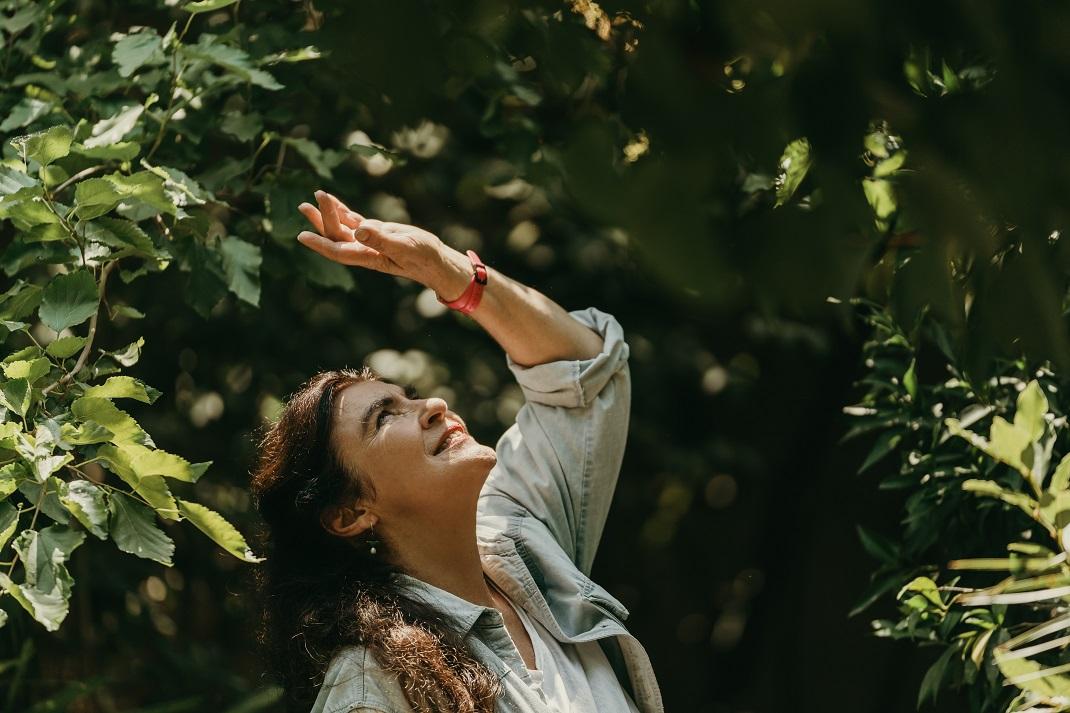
[392,572,499,639]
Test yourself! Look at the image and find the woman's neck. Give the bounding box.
[388,510,495,608]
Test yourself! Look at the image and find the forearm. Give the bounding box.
[432,247,604,367]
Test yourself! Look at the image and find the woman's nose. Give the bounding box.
[419,397,449,428]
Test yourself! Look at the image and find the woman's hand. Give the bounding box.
[296,190,468,297]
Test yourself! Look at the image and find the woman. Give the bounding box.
[250,190,663,713]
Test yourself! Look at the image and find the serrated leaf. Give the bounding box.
[82,376,160,404]
[58,480,108,540]
[0,378,31,417]
[182,36,282,90]
[2,357,50,384]
[108,492,174,565]
[17,479,70,524]
[178,499,263,562]
[219,235,261,306]
[0,502,19,550]
[14,525,84,590]
[39,269,98,333]
[69,141,140,161]
[84,217,159,258]
[83,104,144,149]
[74,171,176,220]
[70,397,151,446]
[11,125,72,167]
[95,444,178,518]
[60,420,112,445]
[45,335,86,359]
[113,30,163,78]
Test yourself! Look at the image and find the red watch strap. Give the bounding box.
[437,250,488,315]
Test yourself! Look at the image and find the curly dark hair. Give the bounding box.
[249,367,502,712]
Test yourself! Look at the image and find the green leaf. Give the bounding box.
[1050,453,1070,493]
[45,335,86,359]
[183,0,240,13]
[94,444,178,518]
[0,502,19,551]
[108,493,174,565]
[260,46,324,65]
[74,171,176,220]
[69,141,140,161]
[178,499,263,562]
[283,137,346,179]
[2,357,50,384]
[0,98,53,132]
[60,420,112,445]
[39,269,98,333]
[1015,380,1048,443]
[0,378,31,417]
[863,178,897,219]
[82,104,144,149]
[82,376,161,404]
[917,645,956,708]
[84,217,159,258]
[220,112,262,142]
[903,359,917,399]
[10,125,73,167]
[70,397,151,446]
[774,137,812,207]
[857,525,898,564]
[113,30,163,78]
[123,442,197,482]
[219,236,262,306]
[873,151,906,178]
[7,525,85,631]
[182,36,283,90]
[858,430,902,473]
[58,480,108,540]
[18,478,70,523]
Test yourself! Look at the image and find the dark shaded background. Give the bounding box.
[7,0,1070,710]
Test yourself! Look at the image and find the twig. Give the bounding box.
[52,165,107,196]
[41,261,117,396]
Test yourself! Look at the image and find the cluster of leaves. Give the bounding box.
[0,0,367,638]
[845,289,1070,710]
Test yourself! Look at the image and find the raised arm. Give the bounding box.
[296,191,631,572]
[296,190,602,367]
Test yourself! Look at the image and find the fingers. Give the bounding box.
[315,190,345,240]
[297,230,388,270]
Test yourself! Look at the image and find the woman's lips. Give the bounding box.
[436,430,469,455]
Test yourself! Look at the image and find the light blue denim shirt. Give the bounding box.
[309,307,664,713]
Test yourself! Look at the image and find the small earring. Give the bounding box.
[367,527,379,556]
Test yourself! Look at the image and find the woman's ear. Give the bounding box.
[320,503,376,539]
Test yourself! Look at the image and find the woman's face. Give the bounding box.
[330,380,497,528]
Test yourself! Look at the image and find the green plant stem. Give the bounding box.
[52,165,107,197]
[41,261,117,397]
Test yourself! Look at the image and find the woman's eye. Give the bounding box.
[377,410,392,428]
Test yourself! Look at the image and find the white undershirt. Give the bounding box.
[494,581,641,713]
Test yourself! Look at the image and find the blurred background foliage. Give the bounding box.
[4,0,1070,710]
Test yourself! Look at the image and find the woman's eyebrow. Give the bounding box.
[360,395,395,439]
[360,383,420,439]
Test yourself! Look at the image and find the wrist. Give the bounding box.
[432,246,477,302]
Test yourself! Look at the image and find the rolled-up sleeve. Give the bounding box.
[479,307,631,576]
